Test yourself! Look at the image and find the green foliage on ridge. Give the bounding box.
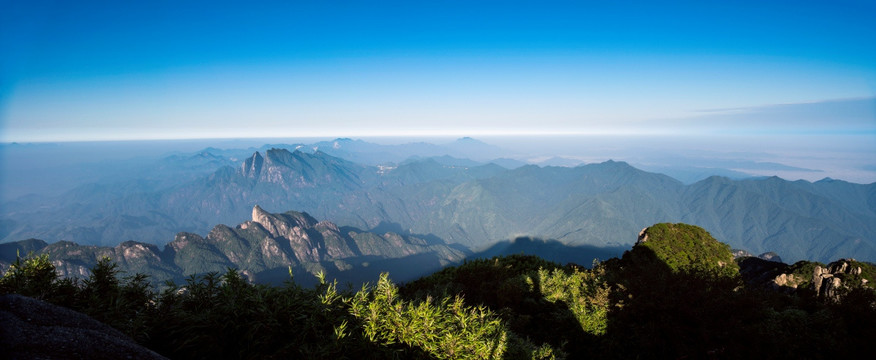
[632,223,739,278]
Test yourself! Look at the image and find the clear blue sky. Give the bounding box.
[1,0,874,142]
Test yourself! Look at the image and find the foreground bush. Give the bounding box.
[1,254,556,359]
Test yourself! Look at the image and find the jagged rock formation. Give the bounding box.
[167,205,468,280]
[772,272,805,289]
[736,255,876,300]
[0,294,167,360]
[813,259,869,301]
[0,206,469,286]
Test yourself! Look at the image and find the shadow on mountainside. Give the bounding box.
[367,221,471,253]
[470,236,628,267]
[333,252,453,286]
[417,233,863,359]
[597,245,875,359]
[599,245,753,359]
[251,252,454,288]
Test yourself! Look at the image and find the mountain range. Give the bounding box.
[0,206,468,287]
[2,140,875,263]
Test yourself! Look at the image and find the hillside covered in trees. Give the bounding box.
[2,223,874,359]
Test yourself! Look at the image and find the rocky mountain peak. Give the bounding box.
[251,205,270,224]
[241,151,264,178]
[250,205,289,239]
[250,205,317,240]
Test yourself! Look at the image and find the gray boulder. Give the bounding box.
[0,294,167,360]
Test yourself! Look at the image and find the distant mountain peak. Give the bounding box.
[241,151,264,178]
[331,138,357,147]
[699,175,733,184]
[598,159,631,167]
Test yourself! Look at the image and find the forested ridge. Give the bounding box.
[2,223,874,359]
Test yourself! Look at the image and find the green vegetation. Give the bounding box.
[2,223,875,359]
[400,255,610,357]
[844,260,876,286]
[1,253,554,359]
[633,223,739,277]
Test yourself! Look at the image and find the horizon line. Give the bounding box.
[7,129,876,145]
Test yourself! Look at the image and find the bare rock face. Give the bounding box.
[0,294,167,360]
[773,273,800,289]
[636,228,649,244]
[812,259,866,301]
[251,205,325,262]
[252,205,314,239]
[241,151,264,178]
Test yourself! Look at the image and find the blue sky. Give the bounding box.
[1,0,874,142]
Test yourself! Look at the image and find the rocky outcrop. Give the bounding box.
[773,273,802,289]
[0,294,167,360]
[812,259,867,301]
[636,228,649,244]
